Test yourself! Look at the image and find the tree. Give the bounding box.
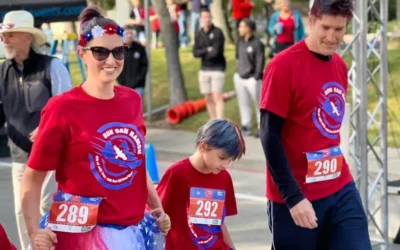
[211,0,234,43]
[151,0,188,105]
[88,0,116,10]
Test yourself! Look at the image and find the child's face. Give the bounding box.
[200,144,234,174]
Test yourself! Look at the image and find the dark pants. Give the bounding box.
[268,181,372,250]
[269,42,294,58]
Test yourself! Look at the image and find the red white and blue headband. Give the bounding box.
[78,24,126,47]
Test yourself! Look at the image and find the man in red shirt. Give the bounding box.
[260,0,371,249]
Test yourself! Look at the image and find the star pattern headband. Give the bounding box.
[78,24,126,47]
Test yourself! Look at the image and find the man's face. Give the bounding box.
[0,32,33,59]
[131,0,141,7]
[308,14,347,55]
[125,29,134,44]
[200,11,212,28]
[238,21,250,37]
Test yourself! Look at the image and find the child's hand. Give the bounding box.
[151,208,171,235]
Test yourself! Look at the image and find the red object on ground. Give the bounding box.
[166,91,236,124]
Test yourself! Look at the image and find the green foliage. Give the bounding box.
[90,0,116,10]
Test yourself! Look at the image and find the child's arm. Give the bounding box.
[222,223,235,249]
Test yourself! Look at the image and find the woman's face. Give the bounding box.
[280,0,290,11]
[79,32,125,85]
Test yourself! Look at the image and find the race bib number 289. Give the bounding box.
[188,187,225,226]
[48,191,102,233]
[305,146,344,184]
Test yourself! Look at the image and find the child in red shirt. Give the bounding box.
[157,119,246,250]
[0,224,17,250]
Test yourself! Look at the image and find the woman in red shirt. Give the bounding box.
[20,6,170,250]
[268,0,305,58]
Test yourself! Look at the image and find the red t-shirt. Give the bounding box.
[157,158,237,250]
[260,40,353,203]
[150,6,180,33]
[150,7,160,31]
[0,224,17,250]
[276,14,295,44]
[27,85,148,226]
[231,0,253,20]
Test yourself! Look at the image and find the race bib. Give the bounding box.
[305,146,344,183]
[48,190,102,233]
[188,187,225,226]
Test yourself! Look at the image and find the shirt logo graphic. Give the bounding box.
[312,82,346,139]
[88,122,144,190]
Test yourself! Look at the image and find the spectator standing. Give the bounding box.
[268,0,305,58]
[231,0,254,40]
[234,18,265,137]
[176,0,189,47]
[190,0,208,44]
[117,25,148,105]
[129,0,146,45]
[193,8,226,120]
[0,10,72,250]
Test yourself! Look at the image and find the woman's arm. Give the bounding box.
[20,167,47,237]
[222,223,235,249]
[146,172,162,210]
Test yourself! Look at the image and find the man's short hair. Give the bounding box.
[123,24,135,30]
[240,18,256,32]
[200,7,211,15]
[311,0,354,19]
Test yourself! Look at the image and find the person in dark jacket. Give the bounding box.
[234,18,265,137]
[0,10,72,250]
[193,8,226,120]
[117,25,148,105]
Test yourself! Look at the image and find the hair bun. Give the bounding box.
[79,5,103,33]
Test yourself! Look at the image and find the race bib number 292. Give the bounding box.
[48,191,102,233]
[188,187,225,226]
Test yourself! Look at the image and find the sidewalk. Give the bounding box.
[146,128,400,178]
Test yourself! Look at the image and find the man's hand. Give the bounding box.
[289,198,318,229]
[151,208,171,235]
[207,47,213,53]
[29,127,38,142]
[29,227,57,250]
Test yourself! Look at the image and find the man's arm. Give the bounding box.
[192,32,208,58]
[253,41,265,80]
[259,110,305,208]
[49,58,73,96]
[204,29,225,60]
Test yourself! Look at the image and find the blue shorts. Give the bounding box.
[268,181,371,250]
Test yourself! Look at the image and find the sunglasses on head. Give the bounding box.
[82,46,127,61]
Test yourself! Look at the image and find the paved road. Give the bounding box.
[1,155,400,250]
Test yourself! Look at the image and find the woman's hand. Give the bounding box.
[151,208,171,235]
[30,227,57,250]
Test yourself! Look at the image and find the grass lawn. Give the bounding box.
[68,45,400,147]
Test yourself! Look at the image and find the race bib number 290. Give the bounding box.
[305,146,344,183]
[188,187,225,226]
[48,191,102,233]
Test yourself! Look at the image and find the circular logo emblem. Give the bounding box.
[312,82,346,139]
[187,207,226,248]
[88,122,145,190]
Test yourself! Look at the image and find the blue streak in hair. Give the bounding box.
[196,119,242,159]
